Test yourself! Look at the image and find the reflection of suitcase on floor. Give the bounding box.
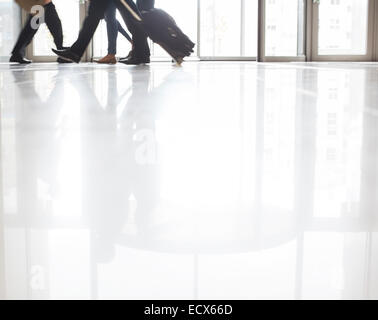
[119,0,195,65]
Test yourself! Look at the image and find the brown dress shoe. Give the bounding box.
[94,54,117,65]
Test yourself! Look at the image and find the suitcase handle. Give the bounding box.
[119,0,143,22]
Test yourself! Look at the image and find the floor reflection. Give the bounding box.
[0,62,378,299]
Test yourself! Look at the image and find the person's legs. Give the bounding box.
[115,0,152,63]
[44,1,64,50]
[11,1,66,63]
[105,1,118,55]
[69,0,108,59]
[11,0,59,61]
[97,0,133,63]
[117,20,132,43]
[134,0,154,59]
[133,0,154,59]
[53,0,138,63]
[11,14,39,62]
[95,1,118,64]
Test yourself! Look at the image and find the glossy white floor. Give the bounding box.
[0,61,377,300]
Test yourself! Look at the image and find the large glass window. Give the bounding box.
[4,0,376,62]
[264,0,304,57]
[200,0,241,57]
[0,0,20,60]
[318,0,369,56]
[200,0,258,57]
[243,0,259,57]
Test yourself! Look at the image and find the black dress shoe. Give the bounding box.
[9,55,32,64]
[119,50,134,62]
[119,56,150,65]
[52,48,81,63]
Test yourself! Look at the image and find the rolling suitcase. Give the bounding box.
[120,0,195,65]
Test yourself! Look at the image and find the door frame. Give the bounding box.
[374,0,378,61]
[311,0,376,62]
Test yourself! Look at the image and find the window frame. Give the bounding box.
[311,0,376,62]
[257,0,308,62]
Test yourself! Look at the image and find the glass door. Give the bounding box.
[199,0,258,59]
[311,0,375,61]
[26,0,86,62]
[258,0,307,62]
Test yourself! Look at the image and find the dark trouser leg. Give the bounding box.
[11,14,39,57]
[125,18,150,59]
[44,2,64,50]
[114,0,152,59]
[117,21,132,43]
[134,0,154,57]
[104,1,118,55]
[70,0,108,58]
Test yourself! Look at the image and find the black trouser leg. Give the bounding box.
[12,14,39,57]
[114,0,153,59]
[70,0,108,58]
[135,0,154,57]
[44,2,64,50]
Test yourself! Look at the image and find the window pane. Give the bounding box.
[243,0,258,57]
[265,0,301,57]
[0,0,20,60]
[33,0,80,56]
[318,0,369,55]
[200,0,241,56]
